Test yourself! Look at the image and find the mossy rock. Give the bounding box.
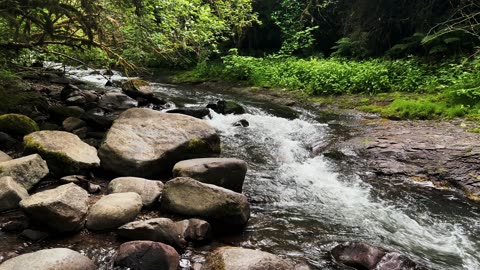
[24,131,100,176]
[223,100,245,115]
[0,114,39,137]
[121,79,152,98]
[0,88,49,117]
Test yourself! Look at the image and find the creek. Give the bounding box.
[1,65,479,270]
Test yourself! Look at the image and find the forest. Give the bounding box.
[1,1,480,270]
[0,0,479,120]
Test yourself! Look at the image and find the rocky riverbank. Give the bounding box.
[0,66,474,269]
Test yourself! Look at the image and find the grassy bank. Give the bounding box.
[174,52,480,122]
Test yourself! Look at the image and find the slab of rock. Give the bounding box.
[20,183,89,232]
[99,108,220,177]
[114,240,179,270]
[0,154,49,190]
[0,176,29,212]
[24,131,100,175]
[0,151,12,162]
[98,92,138,111]
[202,247,295,270]
[0,114,39,137]
[86,192,142,230]
[62,117,86,132]
[374,252,424,270]
[207,100,245,115]
[172,158,247,192]
[108,177,164,207]
[161,177,250,226]
[0,248,96,270]
[117,218,187,249]
[336,120,480,201]
[121,79,153,98]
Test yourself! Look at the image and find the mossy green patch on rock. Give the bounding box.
[0,114,39,137]
[23,135,74,175]
[0,82,49,117]
[186,138,221,155]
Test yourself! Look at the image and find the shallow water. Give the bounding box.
[1,65,479,269]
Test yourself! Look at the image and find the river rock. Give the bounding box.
[161,177,250,226]
[202,247,295,270]
[207,100,245,115]
[108,177,164,207]
[0,248,96,270]
[66,95,87,106]
[48,105,85,122]
[82,108,116,129]
[180,218,212,242]
[0,114,39,137]
[167,107,210,119]
[0,176,29,212]
[99,108,220,177]
[331,242,387,270]
[172,158,247,192]
[20,183,89,232]
[86,192,142,230]
[61,84,82,100]
[233,119,249,127]
[62,117,86,132]
[121,79,153,98]
[0,151,12,162]
[117,218,187,249]
[24,131,100,175]
[98,92,138,111]
[0,154,49,190]
[20,184,88,232]
[114,240,179,270]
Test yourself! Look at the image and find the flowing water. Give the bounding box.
[1,65,479,269]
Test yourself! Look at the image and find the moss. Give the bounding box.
[0,114,39,137]
[23,135,74,175]
[186,138,210,154]
[0,88,48,116]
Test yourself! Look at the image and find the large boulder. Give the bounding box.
[24,131,100,175]
[114,241,179,270]
[98,92,138,111]
[202,247,294,270]
[0,154,49,190]
[172,158,247,192]
[20,183,89,232]
[121,79,153,98]
[0,176,29,212]
[0,114,39,137]
[99,108,220,177]
[108,177,164,207]
[0,248,96,270]
[86,192,142,231]
[161,177,250,226]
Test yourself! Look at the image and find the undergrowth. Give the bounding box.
[177,50,480,120]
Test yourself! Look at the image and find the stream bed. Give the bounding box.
[1,66,479,270]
